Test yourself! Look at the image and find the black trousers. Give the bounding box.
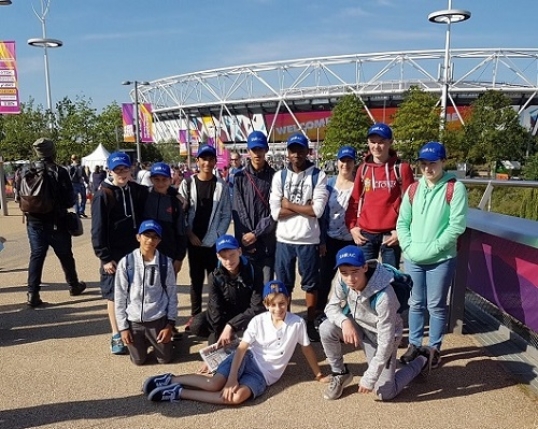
[187,243,217,316]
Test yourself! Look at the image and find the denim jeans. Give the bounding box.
[27,221,79,293]
[405,257,457,350]
[73,183,87,215]
[359,230,401,268]
[275,242,320,294]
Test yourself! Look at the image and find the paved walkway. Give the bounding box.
[0,201,537,429]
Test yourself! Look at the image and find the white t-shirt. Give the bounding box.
[137,169,152,187]
[242,311,310,385]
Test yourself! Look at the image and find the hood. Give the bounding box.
[363,150,399,167]
[360,260,394,300]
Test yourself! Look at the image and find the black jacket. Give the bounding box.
[91,179,148,263]
[232,161,276,257]
[206,257,265,339]
[143,187,187,262]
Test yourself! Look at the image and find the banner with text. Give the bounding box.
[265,111,332,142]
[122,103,153,143]
[0,41,20,114]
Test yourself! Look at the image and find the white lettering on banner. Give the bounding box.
[276,117,331,135]
[0,95,17,101]
[0,83,16,88]
[0,70,15,75]
[0,76,16,82]
[0,101,17,106]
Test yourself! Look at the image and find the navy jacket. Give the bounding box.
[91,180,148,263]
[143,187,187,262]
[232,161,276,258]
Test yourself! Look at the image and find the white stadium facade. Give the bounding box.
[128,48,538,164]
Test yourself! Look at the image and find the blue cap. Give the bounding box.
[215,234,240,253]
[150,162,171,178]
[247,131,269,150]
[286,133,309,148]
[138,219,162,237]
[197,144,217,158]
[107,152,131,171]
[337,146,357,161]
[417,141,447,162]
[263,280,290,299]
[367,123,393,140]
[334,245,366,269]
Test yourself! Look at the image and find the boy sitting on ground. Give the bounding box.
[142,280,325,404]
[114,220,177,366]
[319,245,434,401]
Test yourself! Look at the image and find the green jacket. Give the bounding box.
[396,172,468,265]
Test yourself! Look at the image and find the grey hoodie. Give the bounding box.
[324,260,403,390]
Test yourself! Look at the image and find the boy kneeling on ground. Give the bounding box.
[319,245,434,401]
[143,280,325,404]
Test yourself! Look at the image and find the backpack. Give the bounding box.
[339,263,412,315]
[407,178,456,205]
[125,251,170,295]
[18,162,58,214]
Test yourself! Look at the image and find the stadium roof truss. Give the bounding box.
[129,48,538,142]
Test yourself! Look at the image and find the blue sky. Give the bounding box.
[1,0,537,112]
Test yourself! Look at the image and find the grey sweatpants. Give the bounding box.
[319,317,425,401]
[127,317,173,366]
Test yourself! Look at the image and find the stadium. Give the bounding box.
[129,48,538,166]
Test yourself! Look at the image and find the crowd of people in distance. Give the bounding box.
[10,123,468,407]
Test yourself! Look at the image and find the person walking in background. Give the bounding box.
[137,161,153,187]
[91,152,149,355]
[396,141,468,369]
[345,123,414,268]
[178,144,231,331]
[269,133,328,342]
[317,146,357,313]
[90,165,106,195]
[226,150,243,198]
[232,131,276,286]
[69,154,89,218]
[17,138,86,307]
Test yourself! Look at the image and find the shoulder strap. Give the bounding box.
[280,168,287,193]
[446,178,456,204]
[357,163,369,216]
[126,252,135,294]
[338,277,351,315]
[312,167,320,188]
[393,159,402,184]
[408,182,419,205]
[369,290,384,313]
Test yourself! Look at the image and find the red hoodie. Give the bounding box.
[345,152,414,234]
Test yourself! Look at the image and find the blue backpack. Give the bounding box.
[339,263,412,315]
[125,251,170,295]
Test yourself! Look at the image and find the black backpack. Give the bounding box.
[18,162,58,214]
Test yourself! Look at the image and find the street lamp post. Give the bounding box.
[27,0,63,130]
[122,80,149,164]
[428,0,471,133]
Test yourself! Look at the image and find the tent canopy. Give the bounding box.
[81,144,110,171]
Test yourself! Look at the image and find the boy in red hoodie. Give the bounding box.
[345,123,414,268]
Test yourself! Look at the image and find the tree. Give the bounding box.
[391,86,441,162]
[463,90,529,168]
[93,102,123,153]
[320,93,371,161]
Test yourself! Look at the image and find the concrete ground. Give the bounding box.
[0,201,537,429]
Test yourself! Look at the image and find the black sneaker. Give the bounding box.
[431,348,441,369]
[418,346,435,377]
[69,281,86,296]
[27,292,43,308]
[307,321,320,342]
[400,344,420,364]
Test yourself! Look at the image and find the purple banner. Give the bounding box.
[466,230,538,332]
[122,103,153,143]
[0,41,20,114]
[122,103,135,143]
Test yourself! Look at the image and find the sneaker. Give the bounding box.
[323,368,353,400]
[27,292,43,308]
[111,334,128,355]
[398,336,409,349]
[69,281,86,297]
[142,373,173,395]
[431,348,441,369]
[171,326,183,342]
[400,343,420,364]
[79,212,88,218]
[418,346,435,377]
[184,316,194,332]
[148,383,183,402]
[307,321,320,343]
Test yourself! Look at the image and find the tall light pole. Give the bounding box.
[428,0,471,133]
[122,80,149,164]
[27,0,63,130]
[0,1,13,6]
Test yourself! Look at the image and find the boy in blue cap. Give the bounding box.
[91,151,149,354]
[142,280,325,404]
[319,245,434,401]
[114,220,177,365]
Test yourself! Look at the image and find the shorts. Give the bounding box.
[215,350,267,399]
[99,266,115,301]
